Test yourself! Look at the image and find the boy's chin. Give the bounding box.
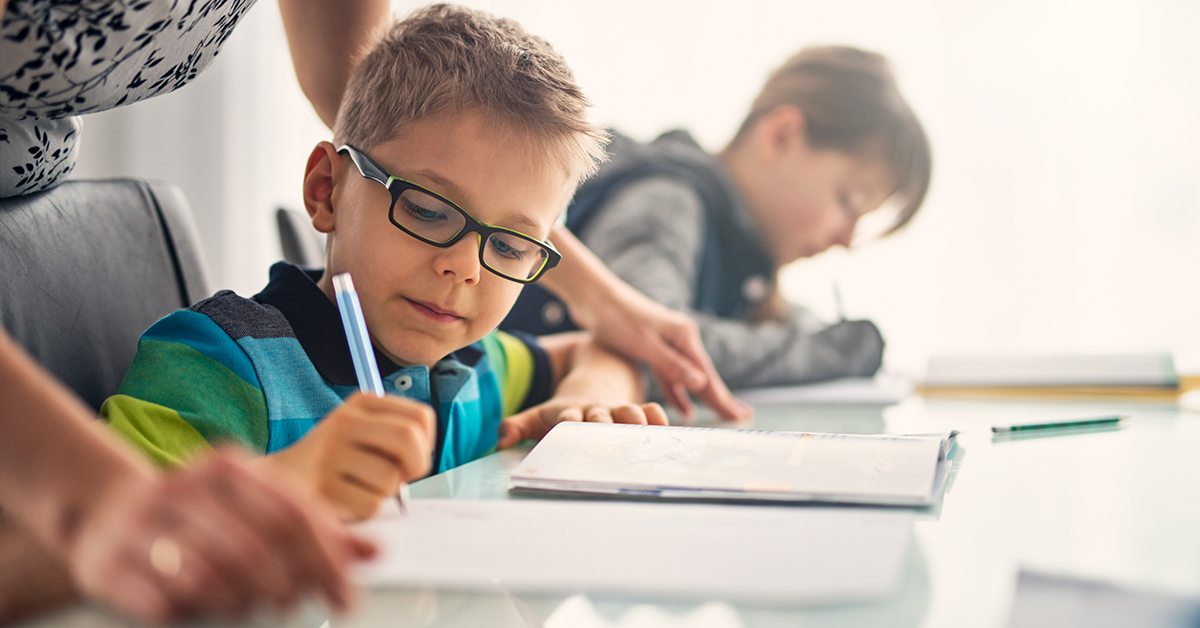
[378,336,457,369]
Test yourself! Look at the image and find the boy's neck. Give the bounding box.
[718,143,783,268]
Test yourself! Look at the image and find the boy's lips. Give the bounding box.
[405,297,464,323]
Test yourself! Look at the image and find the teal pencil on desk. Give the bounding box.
[332,272,409,515]
[991,415,1128,433]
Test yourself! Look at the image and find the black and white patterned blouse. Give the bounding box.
[0,0,258,197]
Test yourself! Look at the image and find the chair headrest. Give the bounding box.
[0,179,211,411]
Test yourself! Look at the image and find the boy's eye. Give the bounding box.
[838,193,861,219]
[488,234,530,261]
[401,197,449,222]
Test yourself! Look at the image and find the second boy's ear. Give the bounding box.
[759,105,807,161]
[303,142,341,234]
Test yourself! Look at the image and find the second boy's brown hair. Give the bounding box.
[334,3,607,182]
[731,46,931,233]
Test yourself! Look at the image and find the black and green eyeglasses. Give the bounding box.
[338,145,561,284]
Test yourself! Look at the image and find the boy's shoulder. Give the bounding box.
[186,289,295,342]
[568,128,732,232]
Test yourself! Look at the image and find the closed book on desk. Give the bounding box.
[920,353,1181,401]
[510,423,956,507]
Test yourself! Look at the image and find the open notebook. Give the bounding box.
[510,423,957,507]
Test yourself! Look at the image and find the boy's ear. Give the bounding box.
[303,142,340,234]
[758,105,807,161]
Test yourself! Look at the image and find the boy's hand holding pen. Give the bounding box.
[259,273,435,522]
[333,272,432,519]
[265,393,434,521]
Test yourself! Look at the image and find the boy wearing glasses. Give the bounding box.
[101,4,667,521]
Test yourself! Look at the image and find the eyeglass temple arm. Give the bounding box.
[338,145,392,188]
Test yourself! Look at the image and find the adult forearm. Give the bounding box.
[541,225,618,329]
[277,0,391,128]
[0,330,152,555]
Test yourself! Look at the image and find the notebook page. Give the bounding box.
[511,423,949,505]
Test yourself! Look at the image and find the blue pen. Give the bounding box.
[332,272,409,515]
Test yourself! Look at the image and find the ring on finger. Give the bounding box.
[150,536,183,578]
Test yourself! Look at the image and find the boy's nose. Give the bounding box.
[831,210,857,249]
[832,224,855,249]
[434,235,482,284]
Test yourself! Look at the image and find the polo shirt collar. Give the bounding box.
[253,262,404,387]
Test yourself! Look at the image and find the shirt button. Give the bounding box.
[542,300,566,327]
[395,375,413,391]
[742,276,770,302]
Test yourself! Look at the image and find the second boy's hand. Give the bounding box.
[332,272,410,516]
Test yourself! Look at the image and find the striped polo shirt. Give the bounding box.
[103,262,552,473]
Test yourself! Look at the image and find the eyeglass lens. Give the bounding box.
[393,188,549,281]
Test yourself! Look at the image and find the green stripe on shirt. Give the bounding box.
[481,331,535,417]
[104,338,270,464]
[103,395,211,467]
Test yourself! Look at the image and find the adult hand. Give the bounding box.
[544,227,752,422]
[68,448,376,624]
[265,393,436,521]
[498,399,668,450]
[581,279,751,422]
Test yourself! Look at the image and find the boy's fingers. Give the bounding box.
[328,476,387,522]
[346,415,434,479]
[347,392,438,435]
[554,406,584,425]
[497,409,538,450]
[336,445,402,497]
[642,403,670,426]
[583,406,613,424]
[611,404,648,425]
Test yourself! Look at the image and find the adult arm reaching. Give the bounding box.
[277,0,392,128]
[540,226,751,422]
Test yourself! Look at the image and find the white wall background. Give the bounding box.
[73,0,1200,376]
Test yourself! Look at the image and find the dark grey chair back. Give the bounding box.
[0,179,211,411]
[276,206,324,267]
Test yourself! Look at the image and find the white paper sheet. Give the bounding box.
[354,498,914,606]
[510,423,955,507]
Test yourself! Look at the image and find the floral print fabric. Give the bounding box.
[0,0,256,197]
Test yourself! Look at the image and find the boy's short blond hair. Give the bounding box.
[334,3,607,182]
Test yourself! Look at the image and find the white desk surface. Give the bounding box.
[18,397,1200,628]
